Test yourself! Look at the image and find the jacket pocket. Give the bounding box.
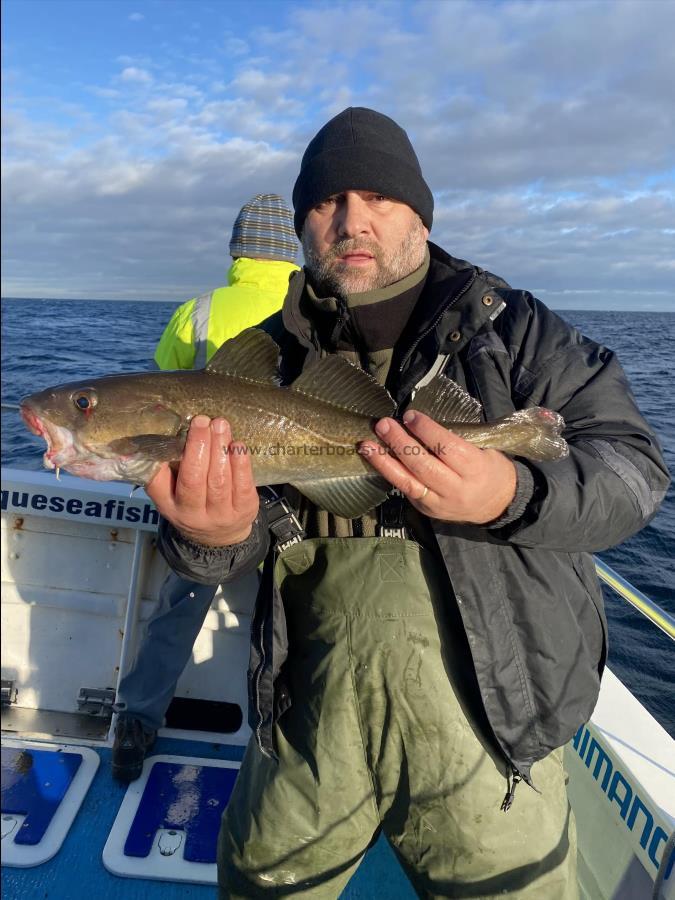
[462,328,516,420]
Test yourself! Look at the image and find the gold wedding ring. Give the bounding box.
[419,485,429,500]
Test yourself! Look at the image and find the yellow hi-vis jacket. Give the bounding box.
[154,257,300,371]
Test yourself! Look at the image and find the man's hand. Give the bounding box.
[359,410,517,524]
[146,416,259,546]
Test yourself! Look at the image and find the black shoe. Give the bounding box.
[111,717,157,783]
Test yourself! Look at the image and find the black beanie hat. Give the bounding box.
[292,107,434,236]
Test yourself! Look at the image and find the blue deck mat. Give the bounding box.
[124,761,238,863]
[1,746,82,845]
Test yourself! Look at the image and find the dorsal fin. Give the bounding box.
[410,375,483,425]
[205,328,279,383]
[289,356,395,418]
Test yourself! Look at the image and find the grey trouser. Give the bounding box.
[218,538,578,899]
[114,572,217,730]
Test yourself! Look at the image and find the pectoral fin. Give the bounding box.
[107,432,187,461]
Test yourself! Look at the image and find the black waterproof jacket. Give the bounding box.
[158,243,670,782]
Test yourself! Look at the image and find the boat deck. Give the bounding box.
[1,735,415,899]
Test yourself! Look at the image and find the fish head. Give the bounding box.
[20,373,187,483]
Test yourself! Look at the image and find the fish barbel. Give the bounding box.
[20,329,569,517]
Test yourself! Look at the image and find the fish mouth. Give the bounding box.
[19,403,44,438]
[19,401,161,483]
[19,404,79,470]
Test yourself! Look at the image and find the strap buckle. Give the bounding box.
[379,526,408,539]
[376,489,409,540]
[261,487,305,552]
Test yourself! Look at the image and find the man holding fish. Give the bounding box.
[21,108,670,897]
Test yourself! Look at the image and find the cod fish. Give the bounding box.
[20,328,568,518]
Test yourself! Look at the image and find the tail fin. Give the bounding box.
[409,376,568,462]
[496,408,569,461]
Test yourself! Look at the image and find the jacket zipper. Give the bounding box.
[500,766,523,812]
[398,269,477,376]
[252,610,267,745]
[396,266,530,810]
[249,552,272,749]
[329,296,349,348]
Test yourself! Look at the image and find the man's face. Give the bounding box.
[301,190,429,295]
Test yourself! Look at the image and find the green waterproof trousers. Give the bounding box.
[218,538,578,899]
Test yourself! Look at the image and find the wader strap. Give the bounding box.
[408,353,450,400]
[376,489,408,539]
[376,356,456,539]
[191,290,214,369]
[376,344,481,538]
[260,486,305,552]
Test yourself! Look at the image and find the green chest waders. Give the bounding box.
[218,537,577,900]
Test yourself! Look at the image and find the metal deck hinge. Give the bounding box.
[1,679,17,706]
[77,687,115,717]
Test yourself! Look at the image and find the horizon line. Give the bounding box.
[3,295,674,314]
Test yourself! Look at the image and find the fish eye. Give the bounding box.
[72,390,97,411]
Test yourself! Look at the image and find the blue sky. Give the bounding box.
[2,0,674,310]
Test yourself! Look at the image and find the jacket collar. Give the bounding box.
[393,243,511,400]
[280,242,509,399]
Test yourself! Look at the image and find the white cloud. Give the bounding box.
[128,12,144,22]
[119,66,153,84]
[146,97,189,117]
[223,35,249,57]
[88,86,123,100]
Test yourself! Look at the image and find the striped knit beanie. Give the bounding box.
[229,193,298,263]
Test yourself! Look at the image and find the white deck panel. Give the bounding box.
[102,755,240,884]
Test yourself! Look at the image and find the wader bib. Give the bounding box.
[219,537,577,899]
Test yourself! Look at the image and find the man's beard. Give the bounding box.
[302,217,428,296]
